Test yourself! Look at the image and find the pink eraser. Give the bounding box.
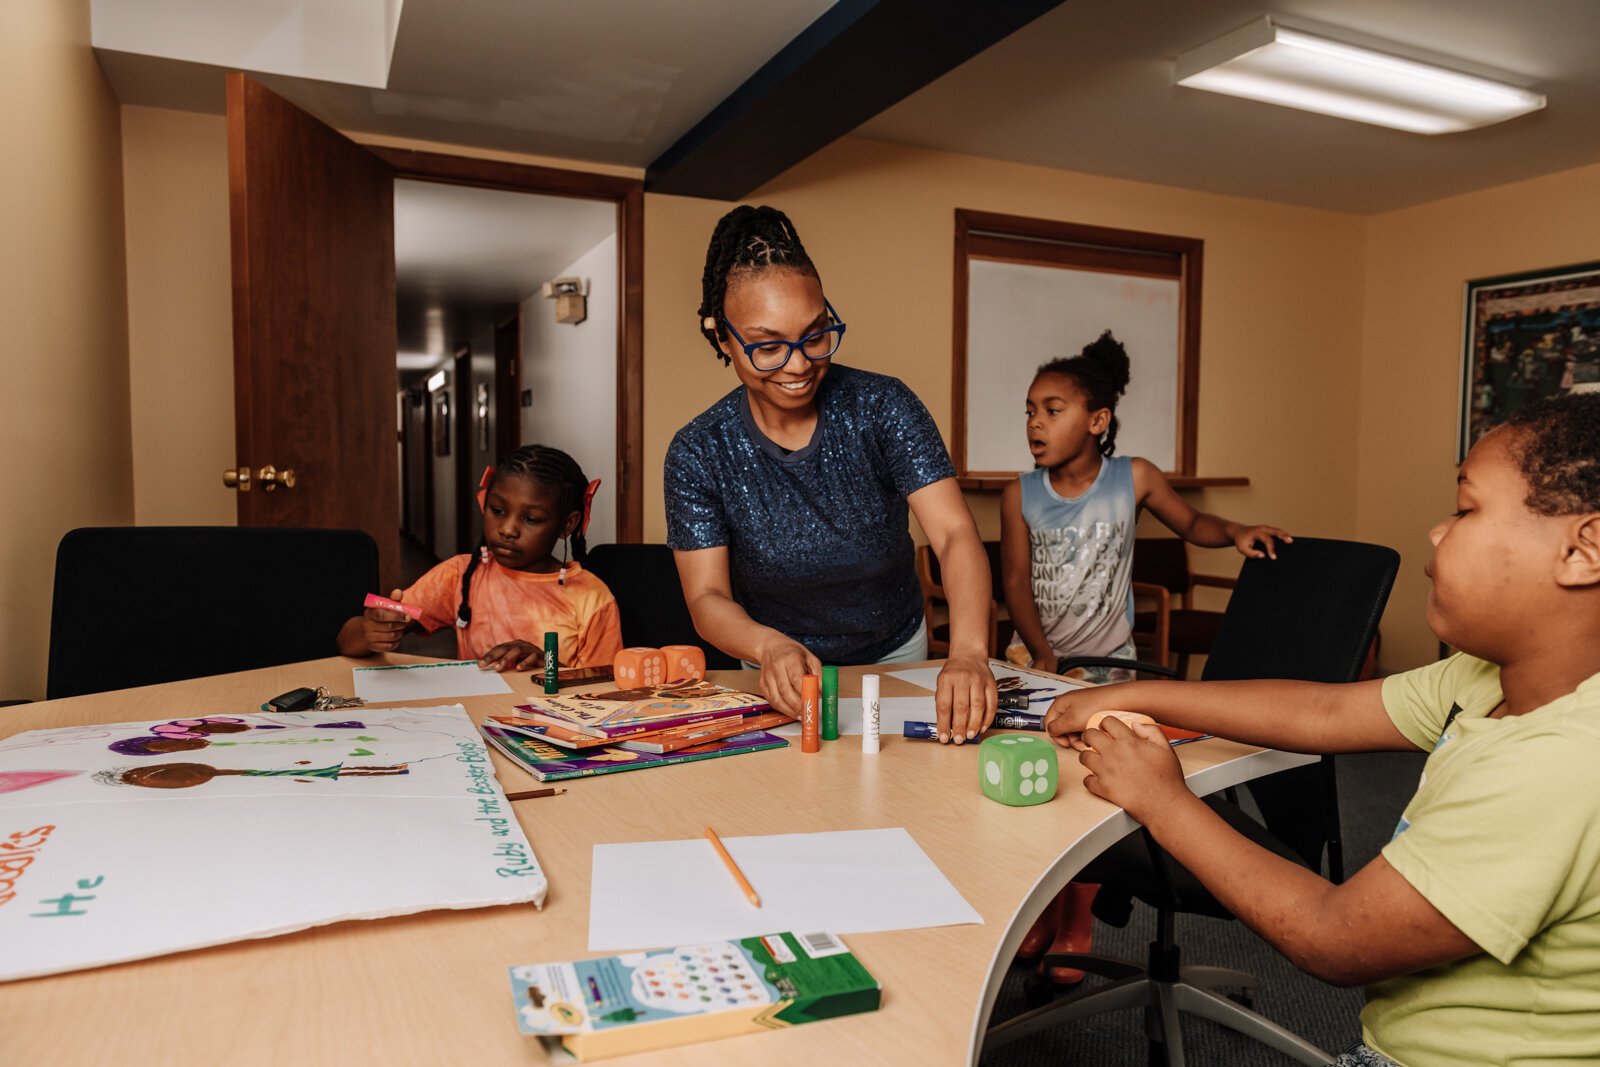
[365,593,421,620]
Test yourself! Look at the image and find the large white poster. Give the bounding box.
[0,706,545,982]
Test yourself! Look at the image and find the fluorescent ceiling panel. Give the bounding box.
[1174,17,1544,135]
[91,0,404,89]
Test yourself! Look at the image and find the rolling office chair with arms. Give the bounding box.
[986,536,1399,1067]
[583,543,738,669]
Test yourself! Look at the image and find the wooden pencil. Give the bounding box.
[704,825,761,907]
[505,786,567,801]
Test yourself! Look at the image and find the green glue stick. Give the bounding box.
[821,665,839,741]
[543,631,559,694]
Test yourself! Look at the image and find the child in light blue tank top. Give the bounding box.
[999,330,1290,984]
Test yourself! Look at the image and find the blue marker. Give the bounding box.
[902,711,1044,740]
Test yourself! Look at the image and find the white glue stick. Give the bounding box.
[862,674,881,755]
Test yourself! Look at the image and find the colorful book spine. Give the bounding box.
[512,706,759,740]
[480,722,787,782]
[616,712,796,754]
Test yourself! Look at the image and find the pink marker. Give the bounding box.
[364,593,422,620]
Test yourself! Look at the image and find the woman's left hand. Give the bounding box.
[1076,714,1187,822]
[934,652,997,744]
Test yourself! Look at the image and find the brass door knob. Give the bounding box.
[258,465,296,491]
[222,466,251,491]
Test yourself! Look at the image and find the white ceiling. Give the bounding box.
[854,0,1600,214]
[96,0,1600,215]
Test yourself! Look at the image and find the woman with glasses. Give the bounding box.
[665,205,997,741]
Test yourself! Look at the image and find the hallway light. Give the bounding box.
[1174,17,1545,134]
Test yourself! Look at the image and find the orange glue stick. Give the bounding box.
[801,674,821,753]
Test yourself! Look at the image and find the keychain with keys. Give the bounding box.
[313,687,366,711]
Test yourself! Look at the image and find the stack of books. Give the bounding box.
[480,680,793,782]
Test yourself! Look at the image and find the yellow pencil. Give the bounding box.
[704,826,761,908]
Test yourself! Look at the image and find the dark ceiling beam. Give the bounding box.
[646,0,1069,199]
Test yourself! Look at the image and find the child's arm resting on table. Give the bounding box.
[337,588,411,657]
[1046,676,1419,755]
[1080,717,1479,986]
[1000,479,1057,674]
[1133,458,1290,559]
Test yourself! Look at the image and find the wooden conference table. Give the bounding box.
[2,656,1313,1066]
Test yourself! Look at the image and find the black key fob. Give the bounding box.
[263,687,317,712]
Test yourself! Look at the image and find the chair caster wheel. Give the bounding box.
[1022,973,1057,1008]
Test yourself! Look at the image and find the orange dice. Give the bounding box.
[660,645,706,682]
[613,647,668,687]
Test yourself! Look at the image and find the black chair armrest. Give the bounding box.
[1055,656,1180,679]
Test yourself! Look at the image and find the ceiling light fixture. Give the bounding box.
[1174,16,1545,134]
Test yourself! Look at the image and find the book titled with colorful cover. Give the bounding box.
[508,930,880,1060]
[480,720,787,782]
[513,679,771,739]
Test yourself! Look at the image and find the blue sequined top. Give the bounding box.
[664,365,955,664]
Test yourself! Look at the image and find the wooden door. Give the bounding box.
[226,73,400,586]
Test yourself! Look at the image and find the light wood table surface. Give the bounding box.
[1,656,1313,1066]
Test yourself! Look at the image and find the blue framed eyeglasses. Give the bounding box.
[722,301,846,372]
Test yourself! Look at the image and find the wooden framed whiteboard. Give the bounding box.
[952,210,1203,488]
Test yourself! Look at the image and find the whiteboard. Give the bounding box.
[965,258,1179,474]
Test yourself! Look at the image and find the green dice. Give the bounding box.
[979,734,1058,806]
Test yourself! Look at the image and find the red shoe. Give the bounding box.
[1015,886,1067,962]
[1041,882,1099,985]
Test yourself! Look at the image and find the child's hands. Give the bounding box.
[479,641,542,672]
[1045,684,1137,750]
[1076,714,1186,822]
[1232,525,1292,560]
[362,588,411,653]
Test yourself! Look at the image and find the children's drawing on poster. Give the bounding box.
[0,706,545,983]
[1462,260,1600,459]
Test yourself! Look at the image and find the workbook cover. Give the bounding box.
[508,930,880,1060]
[513,679,771,739]
[480,721,786,782]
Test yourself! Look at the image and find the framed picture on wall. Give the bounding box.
[952,210,1203,486]
[1461,260,1600,460]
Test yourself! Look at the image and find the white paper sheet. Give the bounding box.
[587,828,982,951]
[771,696,935,738]
[0,706,544,982]
[353,659,513,702]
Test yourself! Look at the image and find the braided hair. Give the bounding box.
[457,444,592,627]
[1502,392,1600,515]
[697,204,818,365]
[1034,330,1133,456]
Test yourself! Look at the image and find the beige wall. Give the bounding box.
[1357,159,1600,670]
[121,105,236,525]
[642,137,1369,577]
[0,1,133,698]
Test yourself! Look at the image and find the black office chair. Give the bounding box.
[986,537,1399,1067]
[47,527,379,700]
[583,543,739,670]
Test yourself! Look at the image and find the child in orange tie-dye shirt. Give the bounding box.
[338,445,623,671]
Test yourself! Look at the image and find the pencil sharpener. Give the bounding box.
[979,735,1058,806]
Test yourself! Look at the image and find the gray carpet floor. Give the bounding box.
[983,750,1427,1066]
